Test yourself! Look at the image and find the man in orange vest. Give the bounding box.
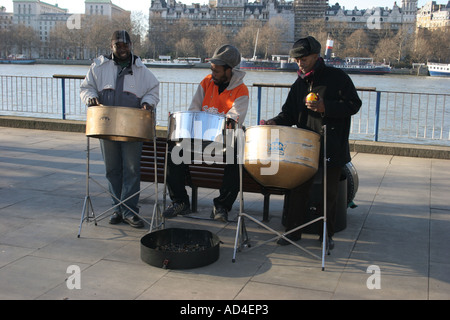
[163,44,249,222]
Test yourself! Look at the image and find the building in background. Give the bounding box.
[1,0,130,58]
[149,0,427,54]
[417,0,450,30]
[326,0,418,33]
[0,6,14,31]
[84,0,130,18]
[12,0,70,43]
[1,0,449,59]
[149,0,294,46]
[293,0,328,37]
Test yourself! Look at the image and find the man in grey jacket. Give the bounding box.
[80,30,160,228]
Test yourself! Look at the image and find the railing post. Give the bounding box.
[257,86,262,125]
[61,78,66,120]
[374,91,381,142]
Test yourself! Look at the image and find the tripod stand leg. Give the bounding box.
[321,220,327,271]
[233,140,245,263]
[149,129,164,233]
[232,215,242,263]
[150,201,163,233]
[321,124,328,271]
[78,195,95,238]
[232,214,250,263]
[163,140,169,211]
[78,137,96,238]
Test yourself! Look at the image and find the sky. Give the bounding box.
[1,0,432,15]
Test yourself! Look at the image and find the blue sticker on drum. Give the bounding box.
[267,139,286,156]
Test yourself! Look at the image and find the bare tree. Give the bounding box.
[202,25,229,58]
[411,29,430,63]
[0,28,13,57]
[130,11,148,57]
[259,17,291,58]
[175,38,196,57]
[235,24,259,58]
[84,17,113,57]
[5,9,444,65]
[373,37,399,64]
[147,17,169,59]
[8,24,39,57]
[343,29,371,57]
[428,28,450,63]
[302,18,328,49]
[48,23,70,59]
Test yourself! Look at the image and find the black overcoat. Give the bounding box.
[270,59,362,168]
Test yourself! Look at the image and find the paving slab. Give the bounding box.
[0,126,449,304]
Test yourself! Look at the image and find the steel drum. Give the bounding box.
[167,111,236,153]
[343,162,359,205]
[244,125,320,189]
[86,106,155,142]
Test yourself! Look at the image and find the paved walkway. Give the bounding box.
[0,126,449,301]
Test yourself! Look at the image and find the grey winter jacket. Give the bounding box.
[80,55,160,108]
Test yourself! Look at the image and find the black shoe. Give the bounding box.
[109,212,123,225]
[328,237,335,250]
[163,202,191,219]
[319,235,335,251]
[276,233,302,246]
[123,214,144,228]
[211,206,228,222]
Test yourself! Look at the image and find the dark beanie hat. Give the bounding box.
[289,36,321,58]
[111,30,131,44]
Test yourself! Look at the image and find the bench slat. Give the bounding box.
[140,138,285,221]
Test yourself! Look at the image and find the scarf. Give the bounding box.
[298,57,324,80]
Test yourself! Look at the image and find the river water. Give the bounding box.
[1,63,449,146]
[1,63,449,94]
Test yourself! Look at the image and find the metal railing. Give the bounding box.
[0,74,449,146]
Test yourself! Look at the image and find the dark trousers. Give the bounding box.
[284,166,342,238]
[166,146,240,212]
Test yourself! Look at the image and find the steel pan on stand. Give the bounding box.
[167,111,236,155]
[78,105,162,237]
[243,125,320,190]
[163,111,237,211]
[86,105,155,141]
[232,125,329,271]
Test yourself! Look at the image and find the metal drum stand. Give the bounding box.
[232,125,329,270]
[77,110,163,237]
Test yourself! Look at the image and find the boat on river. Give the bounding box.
[239,29,298,72]
[427,62,450,77]
[0,54,36,65]
[142,56,194,69]
[323,38,390,75]
[240,55,298,72]
[325,57,391,75]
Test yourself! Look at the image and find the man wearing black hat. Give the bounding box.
[80,30,160,228]
[262,36,362,248]
[163,44,249,222]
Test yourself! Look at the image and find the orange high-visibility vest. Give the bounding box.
[199,74,249,115]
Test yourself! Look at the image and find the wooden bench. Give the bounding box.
[140,137,286,221]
